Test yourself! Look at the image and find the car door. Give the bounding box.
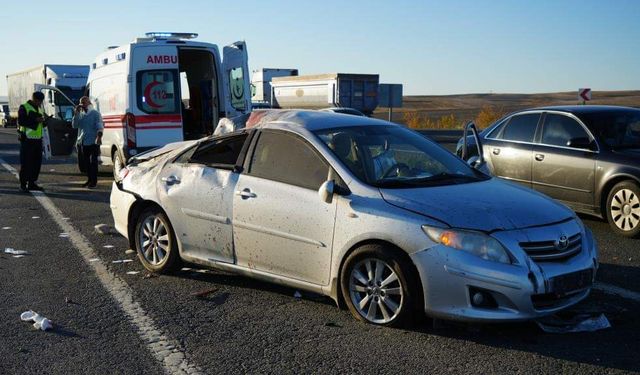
[158,132,248,263]
[484,112,541,188]
[222,41,252,118]
[232,130,337,285]
[531,112,597,209]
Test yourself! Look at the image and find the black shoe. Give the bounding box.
[81,181,91,187]
[87,184,97,189]
[19,184,28,192]
[28,183,43,191]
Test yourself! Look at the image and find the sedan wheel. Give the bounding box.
[349,258,403,324]
[607,181,640,238]
[340,244,421,327]
[135,207,180,272]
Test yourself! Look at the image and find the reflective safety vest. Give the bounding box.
[19,102,44,139]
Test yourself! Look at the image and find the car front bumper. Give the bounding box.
[410,225,598,322]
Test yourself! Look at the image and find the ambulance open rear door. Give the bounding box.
[222,41,252,119]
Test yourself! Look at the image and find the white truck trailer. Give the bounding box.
[270,73,379,116]
[250,68,298,105]
[6,64,89,126]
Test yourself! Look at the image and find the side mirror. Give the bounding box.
[462,121,485,169]
[567,137,594,150]
[319,180,335,204]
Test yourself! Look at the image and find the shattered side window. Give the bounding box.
[189,134,248,168]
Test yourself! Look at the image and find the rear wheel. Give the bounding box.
[134,207,181,273]
[606,181,640,238]
[340,244,421,327]
[113,151,125,182]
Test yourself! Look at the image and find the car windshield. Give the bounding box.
[579,110,640,150]
[315,125,488,188]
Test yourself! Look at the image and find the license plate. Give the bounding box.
[551,269,593,296]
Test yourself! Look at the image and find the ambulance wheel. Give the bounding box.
[113,151,125,182]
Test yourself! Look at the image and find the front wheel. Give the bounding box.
[340,244,421,327]
[606,181,640,238]
[134,207,181,273]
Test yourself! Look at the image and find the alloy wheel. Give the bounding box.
[349,258,404,324]
[139,215,170,265]
[610,188,640,231]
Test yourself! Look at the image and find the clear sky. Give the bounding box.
[1,0,638,96]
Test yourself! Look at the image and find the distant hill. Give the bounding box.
[373,90,640,126]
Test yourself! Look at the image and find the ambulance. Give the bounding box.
[77,32,251,179]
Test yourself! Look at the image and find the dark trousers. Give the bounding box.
[19,139,43,187]
[82,144,100,185]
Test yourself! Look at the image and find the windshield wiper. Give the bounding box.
[374,173,481,188]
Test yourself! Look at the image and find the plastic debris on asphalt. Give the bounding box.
[113,259,133,264]
[294,291,302,299]
[94,224,115,235]
[4,248,28,255]
[59,233,70,238]
[103,245,114,249]
[20,310,53,331]
[31,216,40,219]
[125,249,135,255]
[88,258,100,262]
[126,271,140,275]
[536,313,611,333]
[2,227,11,230]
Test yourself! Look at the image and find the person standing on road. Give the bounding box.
[17,91,46,192]
[72,96,103,188]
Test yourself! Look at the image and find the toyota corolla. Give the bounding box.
[110,110,598,327]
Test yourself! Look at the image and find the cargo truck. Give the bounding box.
[251,68,298,104]
[6,64,89,127]
[270,73,379,116]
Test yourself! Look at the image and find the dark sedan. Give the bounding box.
[457,105,640,237]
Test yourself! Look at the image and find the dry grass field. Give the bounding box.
[373,90,640,129]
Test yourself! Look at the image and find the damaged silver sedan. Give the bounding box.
[110,110,598,327]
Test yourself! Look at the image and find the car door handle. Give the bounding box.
[235,188,257,199]
[492,148,500,155]
[161,175,180,185]
[535,154,545,161]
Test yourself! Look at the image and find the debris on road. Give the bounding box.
[12,255,26,258]
[2,226,11,230]
[59,233,70,238]
[191,288,218,299]
[88,258,100,262]
[536,313,611,333]
[31,216,40,219]
[125,249,135,255]
[103,245,114,249]
[126,271,140,275]
[94,224,116,235]
[294,291,302,299]
[143,272,158,279]
[20,310,53,331]
[4,248,28,255]
[112,259,133,264]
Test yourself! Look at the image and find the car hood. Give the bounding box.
[380,178,574,232]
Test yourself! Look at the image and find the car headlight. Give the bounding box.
[422,225,512,264]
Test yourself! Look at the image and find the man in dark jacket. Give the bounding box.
[18,92,46,191]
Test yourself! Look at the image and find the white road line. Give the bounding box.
[0,158,203,375]
[594,282,640,302]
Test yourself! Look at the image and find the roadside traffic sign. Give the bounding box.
[579,88,591,102]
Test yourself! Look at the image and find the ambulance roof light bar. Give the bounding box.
[145,32,198,40]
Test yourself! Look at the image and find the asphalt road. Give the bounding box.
[0,128,639,374]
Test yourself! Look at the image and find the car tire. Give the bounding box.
[340,244,421,327]
[113,151,125,182]
[606,181,640,238]
[134,207,181,273]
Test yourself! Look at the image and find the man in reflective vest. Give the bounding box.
[18,92,46,191]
